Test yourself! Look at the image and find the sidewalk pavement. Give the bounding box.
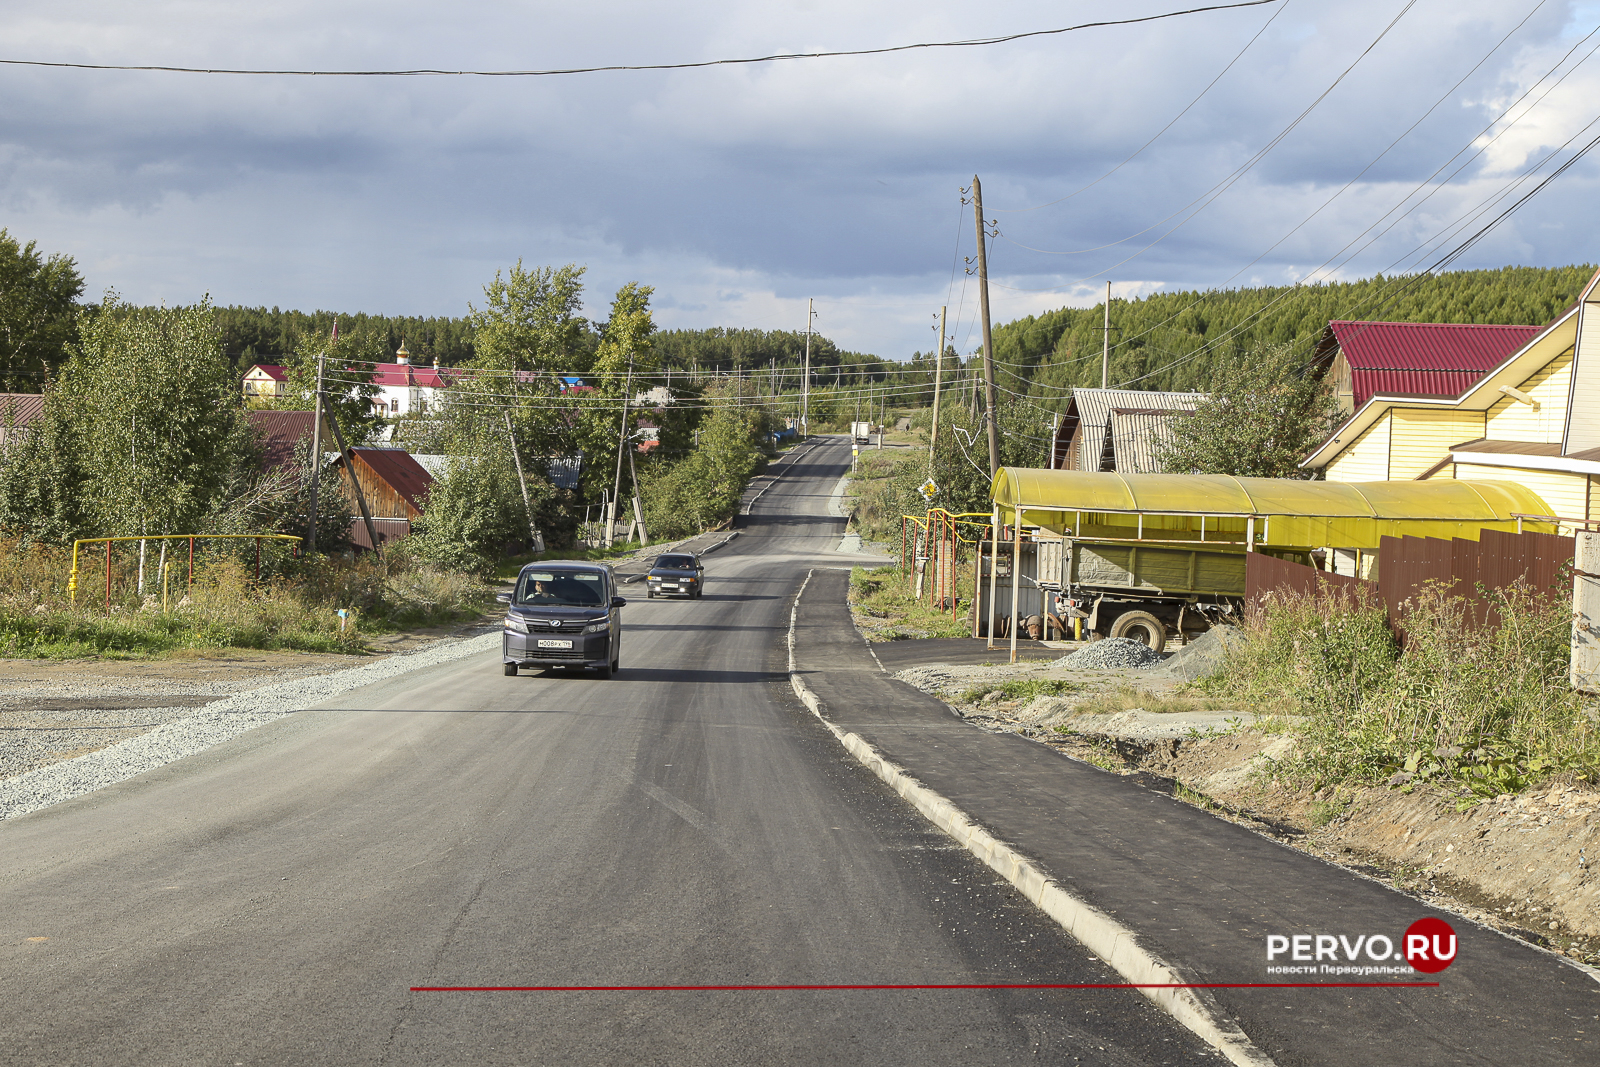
[792,567,1599,1067]
[869,636,1064,669]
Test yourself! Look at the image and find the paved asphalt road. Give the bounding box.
[0,438,1221,1066]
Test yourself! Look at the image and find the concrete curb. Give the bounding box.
[786,568,1275,1067]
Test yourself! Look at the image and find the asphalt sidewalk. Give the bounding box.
[791,567,1599,1067]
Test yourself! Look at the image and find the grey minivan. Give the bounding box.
[499,562,625,678]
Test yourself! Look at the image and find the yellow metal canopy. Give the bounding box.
[989,469,1556,551]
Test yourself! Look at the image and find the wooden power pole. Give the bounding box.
[972,175,1000,476]
[802,298,813,438]
[306,352,325,552]
[929,305,946,475]
[1102,280,1111,389]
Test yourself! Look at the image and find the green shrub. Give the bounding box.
[1207,582,1600,794]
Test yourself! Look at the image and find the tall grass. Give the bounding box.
[1203,582,1599,796]
[0,540,493,658]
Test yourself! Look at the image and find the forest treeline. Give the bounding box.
[995,265,1597,405]
[212,307,478,367]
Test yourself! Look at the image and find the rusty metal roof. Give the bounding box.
[246,409,323,469]
[1321,320,1541,408]
[351,448,434,514]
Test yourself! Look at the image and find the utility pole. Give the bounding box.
[1102,280,1111,389]
[504,411,545,554]
[324,408,381,555]
[306,352,325,551]
[972,175,1000,476]
[608,357,635,547]
[929,305,946,475]
[625,437,648,547]
[802,297,813,439]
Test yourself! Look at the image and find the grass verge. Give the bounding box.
[1200,582,1600,800]
[849,565,973,641]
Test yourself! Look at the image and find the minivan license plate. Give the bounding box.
[537,639,573,649]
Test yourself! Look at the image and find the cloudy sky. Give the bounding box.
[4,0,1600,359]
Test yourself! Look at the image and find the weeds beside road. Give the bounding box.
[0,540,495,659]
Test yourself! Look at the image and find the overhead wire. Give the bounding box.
[990,0,1421,274]
[1011,13,1600,390]
[996,0,1291,215]
[0,1,1280,78]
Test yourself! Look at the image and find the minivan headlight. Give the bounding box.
[505,615,528,634]
[585,620,610,633]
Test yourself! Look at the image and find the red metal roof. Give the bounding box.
[1325,320,1540,408]
[351,448,434,514]
[245,364,287,381]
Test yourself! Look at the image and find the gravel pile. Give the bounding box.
[1146,625,1246,682]
[1059,637,1164,670]
[0,631,501,822]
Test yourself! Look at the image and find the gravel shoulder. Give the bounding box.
[0,619,500,790]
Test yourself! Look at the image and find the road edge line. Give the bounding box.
[786,568,1274,1067]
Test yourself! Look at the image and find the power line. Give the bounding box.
[0,2,1278,78]
[996,0,1290,215]
[991,0,1420,273]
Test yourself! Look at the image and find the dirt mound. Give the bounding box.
[1147,624,1247,682]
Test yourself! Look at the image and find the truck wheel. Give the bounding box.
[1110,610,1166,653]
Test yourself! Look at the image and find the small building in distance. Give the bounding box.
[243,364,288,406]
[0,393,45,450]
[1048,387,1207,473]
[370,342,457,418]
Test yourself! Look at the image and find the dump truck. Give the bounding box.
[984,470,1557,652]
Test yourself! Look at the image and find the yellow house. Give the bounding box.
[1303,267,1600,529]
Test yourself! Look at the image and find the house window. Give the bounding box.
[390,399,399,413]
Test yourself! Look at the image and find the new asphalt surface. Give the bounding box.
[0,438,1221,1066]
[793,564,1600,1065]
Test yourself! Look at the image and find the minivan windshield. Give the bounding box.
[515,569,606,608]
[654,555,696,569]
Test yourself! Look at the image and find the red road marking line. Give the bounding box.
[410,982,1440,992]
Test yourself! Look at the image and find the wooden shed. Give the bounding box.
[335,448,435,549]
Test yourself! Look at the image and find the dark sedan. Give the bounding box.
[500,563,625,678]
[645,552,704,599]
